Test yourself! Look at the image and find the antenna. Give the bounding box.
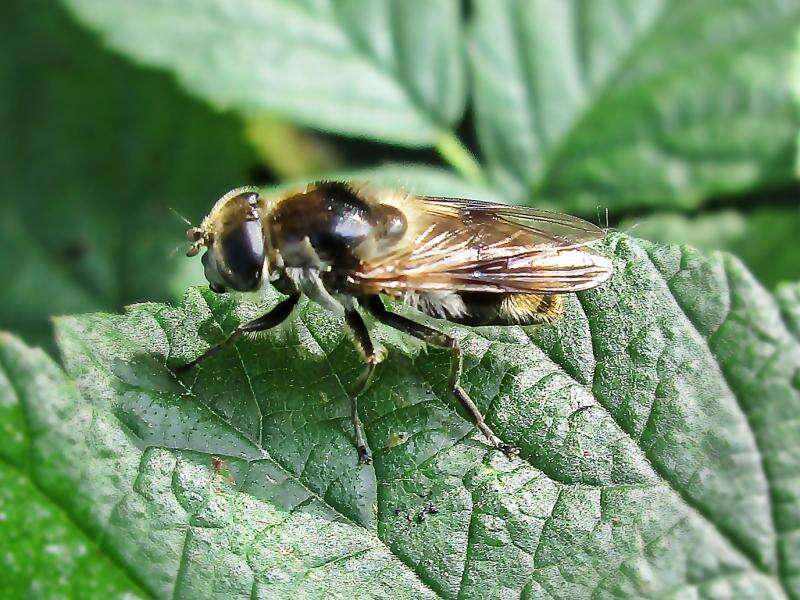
[168,206,193,227]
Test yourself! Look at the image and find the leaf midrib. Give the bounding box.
[196,292,264,445]
[528,0,673,193]
[534,3,800,197]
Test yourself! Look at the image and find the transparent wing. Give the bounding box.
[351,195,612,295]
[420,196,605,248]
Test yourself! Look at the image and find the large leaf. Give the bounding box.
[273,163,500,201]
[469,0,800,211]
[0,333,145,598]
[60,0,466,147]
[58,0,800,211]
[0,0,257,349]
[619,206,800,289]
[3,234,796,597]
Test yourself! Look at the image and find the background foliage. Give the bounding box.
[1,0,799,598]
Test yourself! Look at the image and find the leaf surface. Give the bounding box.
[61,0,466,146]
[0,0,256,349]
[4,234,797,598]
[0,334,144,598]
[469,0,800,210]
[618,207,800,288]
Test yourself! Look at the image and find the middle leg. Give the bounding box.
[344,308,382,464]
[363,296,517,456]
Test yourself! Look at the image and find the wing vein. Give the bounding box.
[352,193,612,296]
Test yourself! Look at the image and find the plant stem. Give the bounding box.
[435,131,486,185]
[244,115,341,180]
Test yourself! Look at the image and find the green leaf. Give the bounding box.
[777,281,800,340]
[60,0,466,147]
[618,207,800,289]
[0,0,257,349]
[3,234,795,598]
[0,334,144,598]
[58,0,800,210]
[1,2,490,350]
[469,0,800,211]
[272,164,500,201]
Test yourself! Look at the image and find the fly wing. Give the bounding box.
[351,195,613,294]
[419,196,605,248]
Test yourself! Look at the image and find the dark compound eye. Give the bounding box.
[219,220,265,291]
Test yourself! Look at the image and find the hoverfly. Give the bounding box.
[178,182,612,464]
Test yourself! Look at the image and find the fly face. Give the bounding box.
[186,187,266,294]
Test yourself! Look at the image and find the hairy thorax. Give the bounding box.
[264,182,408,311]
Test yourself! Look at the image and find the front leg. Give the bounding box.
[175,293,301,373]
[363,296,518,457]
[344,309,382,464]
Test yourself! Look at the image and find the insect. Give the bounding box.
[416,503,439,524]
[177,182,612,464]
[392,503,439,525]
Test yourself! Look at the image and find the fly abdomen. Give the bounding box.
[446,292,564,326]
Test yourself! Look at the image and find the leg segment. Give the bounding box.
[363,296,517,456]
[175,293,300,373]
[344,309,379,464]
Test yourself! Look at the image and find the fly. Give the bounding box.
[177,182,612,464]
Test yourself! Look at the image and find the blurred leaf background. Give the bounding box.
[2,1,800,598]
[2,0,798,353]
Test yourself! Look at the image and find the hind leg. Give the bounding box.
[363,296,517,456]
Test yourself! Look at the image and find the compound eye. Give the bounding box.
[220,220,265,291]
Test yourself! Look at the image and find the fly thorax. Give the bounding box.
[267,182,376,270]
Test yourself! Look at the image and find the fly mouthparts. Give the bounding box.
[186,226,204,242]
[185,226,206,257]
